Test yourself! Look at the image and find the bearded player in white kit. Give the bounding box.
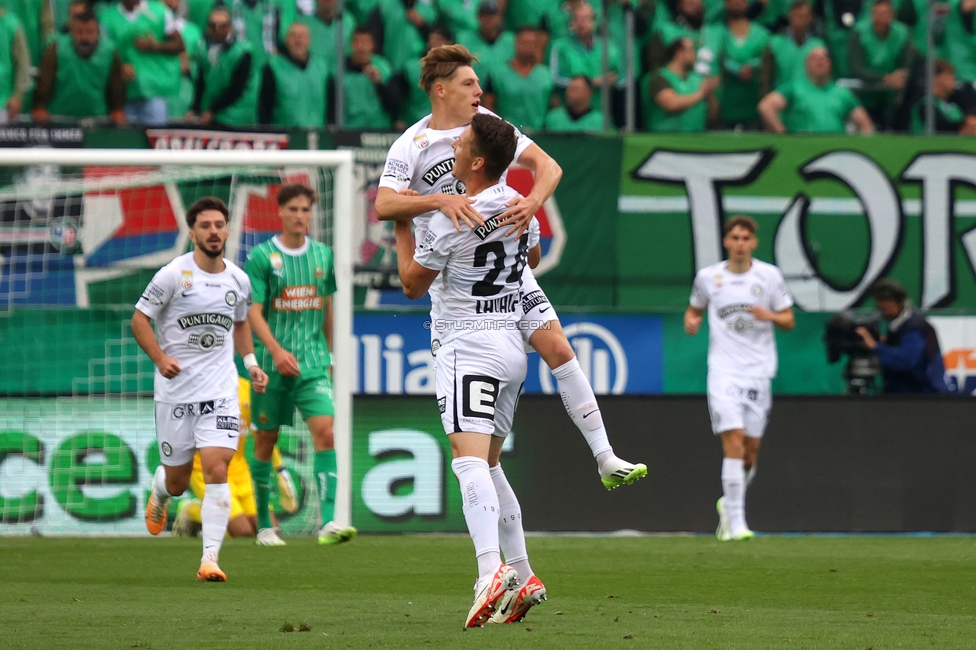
[684,216,794,540]
[132,196,269,581]
[376,44,646,491]
[395,113,546,628]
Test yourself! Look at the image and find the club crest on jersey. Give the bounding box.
[315,267,325,279]
[413,133,430,149]
[225,291,238,306]
[181,270,193,289]
[713,273,723,288]
[188,328,225,351]
[422,158,455,186]
[270,252,284,276]
[752,284,763,295]
[443,178,466,196]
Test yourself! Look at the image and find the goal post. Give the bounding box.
[0,148,355,535]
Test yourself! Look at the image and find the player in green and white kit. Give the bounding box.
[244,183,356,546]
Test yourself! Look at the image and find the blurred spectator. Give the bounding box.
[396,26,451,128]
[908,59,976,133]
[543,74,606,131]
[760,0,825,96]
[753,0,791,31]
[704,0,770,129]
[190,6,257,126]
[646,0,705,70]
[346,0,381,27]
[258,21,328,126]
[343,26,397,129]
[848,0,916,130]
[505,0,555,32]
[61,0,93,34]
[456,0,513,81]
[607,0,657,79]
[545,0,603,42]
[228,0,295,71]
[436,0,479,36]
[161,0,204,121]
[550,2,623,104]
[32,11,126,124]
[297,0,354,69]
[377,0,439,73]
[642,36,718,131]
[7,0,54,66]
[0,6,30,123]
[938,0,976,82]
[856,279,948,394]
[758,46,874,133]
[817,0,870,78]
[186,0,217,31]
[99,0,184,126]
[484,26,553,130]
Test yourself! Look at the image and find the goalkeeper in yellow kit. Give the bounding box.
[172,377,299,538]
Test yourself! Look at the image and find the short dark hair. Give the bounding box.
[724,215,758,236]
[569,74,593,90]
[470,112,516,181]
[935,58,955,76]
[353,26,374,39]
[788,0,811,11]
[186,196,229,228]
[870,279,908,304]
[664,37,690,64]
[277,183,317,207]
[873,0,892,7]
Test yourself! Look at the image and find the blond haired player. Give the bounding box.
[172,377,299,539]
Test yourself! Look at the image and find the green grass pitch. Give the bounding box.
[2,535,975,649]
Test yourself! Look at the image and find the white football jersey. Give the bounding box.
[414,183,527,347]
[690,259,794,379]
[135,252,251,404]
[379,106,534,241]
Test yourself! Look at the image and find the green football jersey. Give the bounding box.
[245,236,337,373]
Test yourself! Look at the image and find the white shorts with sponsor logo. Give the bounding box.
[435,330,527,437]
[520,273,559,347]
[154,395,240,466]
[706,374,771,439]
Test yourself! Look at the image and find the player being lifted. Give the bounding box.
[133,197,268,581]
[684,216,795,540]
[396,113,545,627]
[376,44,646,490]
[245,183,356,546]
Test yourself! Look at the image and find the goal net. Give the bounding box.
[0,149,354,536]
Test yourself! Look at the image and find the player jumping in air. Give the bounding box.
[376,44,646,490]
[133,196,268,581]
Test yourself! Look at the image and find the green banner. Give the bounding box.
[619,133,976,312]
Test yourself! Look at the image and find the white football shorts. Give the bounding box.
[435,329,527,437]
[154,395,240,466]
[706,374,771,438]
[520,273,559,347]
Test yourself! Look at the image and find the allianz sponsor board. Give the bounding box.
[930,316,976,394]
[353,313,663,395]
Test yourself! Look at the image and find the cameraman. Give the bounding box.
[855,279,948,393]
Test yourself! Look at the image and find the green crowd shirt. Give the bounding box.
[48,34,117,117]
[487,60,554,131]
[543,104,606,132]
[98,0,181,101]
[778,78,861,133]
[704,21,771,125]
[642,67,708,132]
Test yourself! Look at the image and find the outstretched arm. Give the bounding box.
[497,143,563,237]
[374,186,483,230]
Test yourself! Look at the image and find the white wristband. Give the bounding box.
[243,353,258,370]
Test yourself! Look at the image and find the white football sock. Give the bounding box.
[452,456,501,579]
[201,482,231,563]
[721,458,747,534]
[151,465,172,504]
[551,358,613,460]
[489,463,532,582]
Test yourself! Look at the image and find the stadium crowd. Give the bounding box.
[2,0,976,133]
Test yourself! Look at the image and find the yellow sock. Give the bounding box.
[186,499,202,525]
[271,445,284,471]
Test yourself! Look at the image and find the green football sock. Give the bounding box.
[250,458,273,531]
[314,449,337,525]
